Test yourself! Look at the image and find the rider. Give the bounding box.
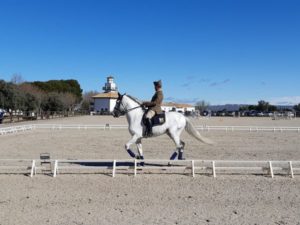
[142,80,164,137]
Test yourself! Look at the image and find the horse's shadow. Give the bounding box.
[73,162,133,167]
[73,161,186,167]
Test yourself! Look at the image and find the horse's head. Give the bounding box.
[112,92,126,117]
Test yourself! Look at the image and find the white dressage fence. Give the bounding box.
[0,159,299,178]
[0,159,36,177]
[33,124,300,132]
[195,125,300,132]
[2,123,300,135]
[0,125,35,135]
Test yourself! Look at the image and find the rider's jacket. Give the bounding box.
[143,90,163,114]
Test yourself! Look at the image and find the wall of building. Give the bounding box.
[94,99,110,113]
[161,106,195,113]
[109,99,117,112]
[161,106,175,112]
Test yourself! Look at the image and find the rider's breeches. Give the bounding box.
[145,110,155,119]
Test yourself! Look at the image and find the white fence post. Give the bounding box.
[212,161,216,178]
[30,160,36,177]
[269,161,274,178]
[191,160,195,177]
[289,161,294,178]
[53,160,58,177]
[112,160,116,177]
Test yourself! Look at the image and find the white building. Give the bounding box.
[161,102,195,114]
[92,76,118,114]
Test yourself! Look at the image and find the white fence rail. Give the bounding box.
[0,159,36,177]
[32,124,300,132]
[195,125,300,132]
[1,159,299,178]
[1,124,300,135]
[0,125,35,136]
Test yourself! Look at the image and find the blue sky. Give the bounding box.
[0,0,299,105]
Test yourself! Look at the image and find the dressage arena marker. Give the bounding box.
[1,159,299,178]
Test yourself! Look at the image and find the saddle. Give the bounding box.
[142,112,166,127]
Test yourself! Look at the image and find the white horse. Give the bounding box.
[112,93,213,160]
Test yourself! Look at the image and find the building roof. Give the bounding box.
[92,92,119,99]
[162,102,194,108]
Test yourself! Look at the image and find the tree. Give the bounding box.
[41,92,64,113]
[60,92,77,111]
[10,73,24,85]
[32,79,82,102]
[257,100,270,112]
[268,105,277,112]
[294,104,300,117]
[239,106,248,111]
[1,79,83,114]
[195,100,210,113]
[19,83,45,112]
[81,91,98,111]
[0,80,26,111]
[248,105,257,111]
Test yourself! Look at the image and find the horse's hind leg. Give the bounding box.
[178,140,185,160]
[168,129,185,160]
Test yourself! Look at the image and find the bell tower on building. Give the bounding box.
[102,76,118,93]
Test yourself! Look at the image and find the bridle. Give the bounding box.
[113,94,144,117]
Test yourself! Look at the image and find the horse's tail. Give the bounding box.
[185,117,214,145]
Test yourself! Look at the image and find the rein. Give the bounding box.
[116,95,144,115]
[124,105,143,113]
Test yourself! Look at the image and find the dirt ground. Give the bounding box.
[0,116,300,225]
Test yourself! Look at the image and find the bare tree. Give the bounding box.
[195,100,210,113]
[19,83,45,112]
[60,93,77,111]
[81,91,98,111]
[10,73,24,84]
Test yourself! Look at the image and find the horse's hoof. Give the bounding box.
[138,162,144,167]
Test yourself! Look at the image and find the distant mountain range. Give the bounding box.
[207,104,295,111]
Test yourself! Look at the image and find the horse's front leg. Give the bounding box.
[125,134,140,158]
[135,138,145,166]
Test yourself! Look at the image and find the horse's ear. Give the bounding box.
[118,92,121,98]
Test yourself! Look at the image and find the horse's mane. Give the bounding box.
[126,94,143,105]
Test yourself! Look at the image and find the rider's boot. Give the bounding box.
[145,118,153,137]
